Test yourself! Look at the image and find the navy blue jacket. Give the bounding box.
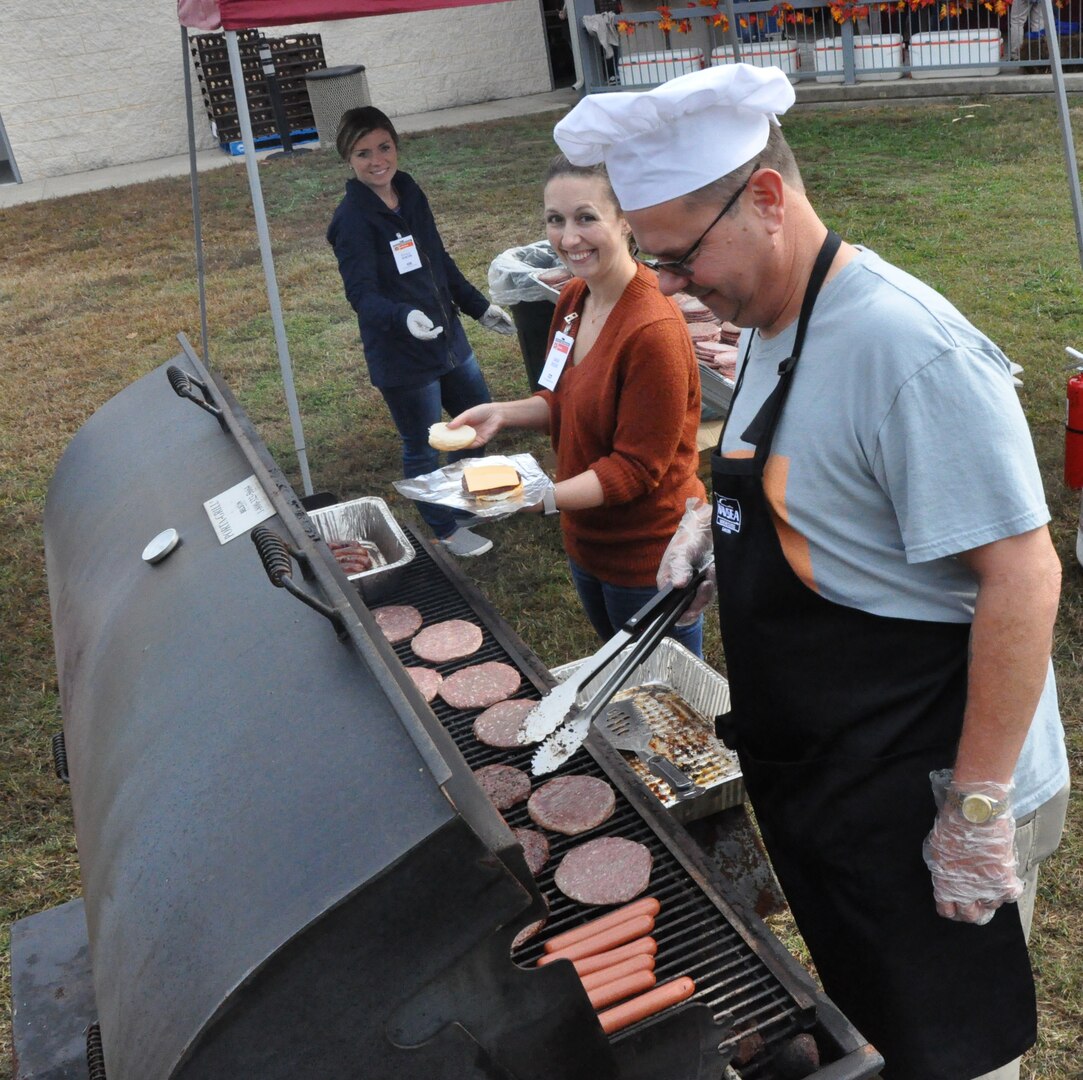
[326,171,490,389]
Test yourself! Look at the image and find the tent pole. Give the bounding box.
[1039,0,1083,273]
[225,29,315,496]
[181,26,211,365]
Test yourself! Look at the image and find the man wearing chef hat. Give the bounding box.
[555,66,1069,1080]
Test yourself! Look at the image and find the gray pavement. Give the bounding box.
[2,72,1081,210]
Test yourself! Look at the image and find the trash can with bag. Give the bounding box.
[488,241,567,391]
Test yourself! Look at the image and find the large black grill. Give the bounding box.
[376,530,873,1078]
[13,347,883,1080]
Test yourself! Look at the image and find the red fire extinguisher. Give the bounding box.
[1066,347,1083,489]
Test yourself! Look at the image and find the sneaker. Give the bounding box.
[440,526,493,558]
[451,510,484,529]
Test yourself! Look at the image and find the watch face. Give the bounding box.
[961,794,994,824]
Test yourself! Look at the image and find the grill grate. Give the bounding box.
[372,530,812,1074]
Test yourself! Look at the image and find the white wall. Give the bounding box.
[0,1,550,183]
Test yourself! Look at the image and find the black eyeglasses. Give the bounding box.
[633,161,759,279]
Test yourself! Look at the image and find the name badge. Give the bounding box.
[538,330,574,390]
[390,234,422,274]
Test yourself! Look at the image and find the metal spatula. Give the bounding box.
[600,700,704,801]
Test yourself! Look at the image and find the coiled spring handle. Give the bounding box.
[166,364,226,430]
[251,526,345,637]
[86,1022,107,1080]
[51,730,69,784]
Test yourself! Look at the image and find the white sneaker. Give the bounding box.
[440,527,493,557]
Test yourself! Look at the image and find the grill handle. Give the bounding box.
[166,364,227,431]
[251,526,346,638]
[51,730,69,784]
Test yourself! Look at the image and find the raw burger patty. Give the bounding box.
[440,661,521,710]
[411,619,483,663]
[527,775,616,836]
[554,837,653,906]
[513,827,551,876]
[512,917,547,951]
[374,604,423,644]
[473,699,538,748]
[474,763,531,810]
[406,667,443,703]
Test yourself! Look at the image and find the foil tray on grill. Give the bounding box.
[307,495,414,603]
[552,639,743,823]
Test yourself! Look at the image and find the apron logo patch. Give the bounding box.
[715,495,742,535]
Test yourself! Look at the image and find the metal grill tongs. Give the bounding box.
[524,564,710,775]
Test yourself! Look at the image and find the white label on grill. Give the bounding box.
[203,475,275,544]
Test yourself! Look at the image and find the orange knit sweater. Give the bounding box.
[538,263,706,587]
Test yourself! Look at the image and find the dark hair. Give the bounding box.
[336,106,399,162]
[683,124,804,208]
[544,153,622,213]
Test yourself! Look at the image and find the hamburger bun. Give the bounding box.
[477,482,524,503]
[429,422,476,452]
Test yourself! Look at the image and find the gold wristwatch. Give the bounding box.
[946,790,1009,824]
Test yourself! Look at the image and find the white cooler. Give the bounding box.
[815,33,904,82]
[910,29,1002,78]
[711,41,800,81]
[618,48,705,85]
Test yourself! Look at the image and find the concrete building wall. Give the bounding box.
[0,0,550,183]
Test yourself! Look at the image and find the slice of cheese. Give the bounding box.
[462,464,522,496]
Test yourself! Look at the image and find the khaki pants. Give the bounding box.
[969,783,1070,1080]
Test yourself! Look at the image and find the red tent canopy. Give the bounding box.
[179,0,507,31]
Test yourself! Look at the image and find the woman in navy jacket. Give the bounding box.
[327,106,515,557]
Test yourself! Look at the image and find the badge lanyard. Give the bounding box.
[538,312,578,391]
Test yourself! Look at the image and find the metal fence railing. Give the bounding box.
[569,0,1083,90]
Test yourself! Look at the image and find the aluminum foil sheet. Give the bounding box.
[393,453,550,520]
[553,639,744,822]
[307,495,414,603]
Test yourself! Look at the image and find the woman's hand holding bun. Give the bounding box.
[447,404,503,446]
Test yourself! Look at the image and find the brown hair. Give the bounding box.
[544,153,622,213]
[336,106,399,162]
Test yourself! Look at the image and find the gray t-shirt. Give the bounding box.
[722,246,1067,816]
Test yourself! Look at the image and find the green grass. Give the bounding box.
[2,96,1082,1076]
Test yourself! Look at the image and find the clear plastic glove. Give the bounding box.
[657,497,716,626]
[479,303,516,335]
[406,310,444,340]
[922,769,1022,926]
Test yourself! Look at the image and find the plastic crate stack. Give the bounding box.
[189,30,327,153]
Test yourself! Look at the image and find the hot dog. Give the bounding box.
[535,914,654,966]
[587,970,657,1010]
[542,897,661,954]
[580,953,655,992]
[571,936,658,977]
[597,977,696,1035]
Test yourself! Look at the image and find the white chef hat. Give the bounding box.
[553,64,795,212]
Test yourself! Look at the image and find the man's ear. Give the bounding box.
[746,168,786,231]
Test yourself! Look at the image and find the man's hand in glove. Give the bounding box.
[479,304,516,335]
[923,769,1023,926]
[406,310,444,340]
[657,497,716,626]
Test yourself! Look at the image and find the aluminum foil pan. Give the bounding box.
[307,496,414,604]
[552,638,743,823]
[699,364,734,421]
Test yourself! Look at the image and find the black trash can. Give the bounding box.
[510,300,555,391]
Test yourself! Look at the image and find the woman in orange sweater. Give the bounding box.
[451,155,706,655]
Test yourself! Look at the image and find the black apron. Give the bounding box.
[710,232,1035,1080]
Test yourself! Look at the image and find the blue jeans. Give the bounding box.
[568,559,704,659]
[380,351,491,539]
